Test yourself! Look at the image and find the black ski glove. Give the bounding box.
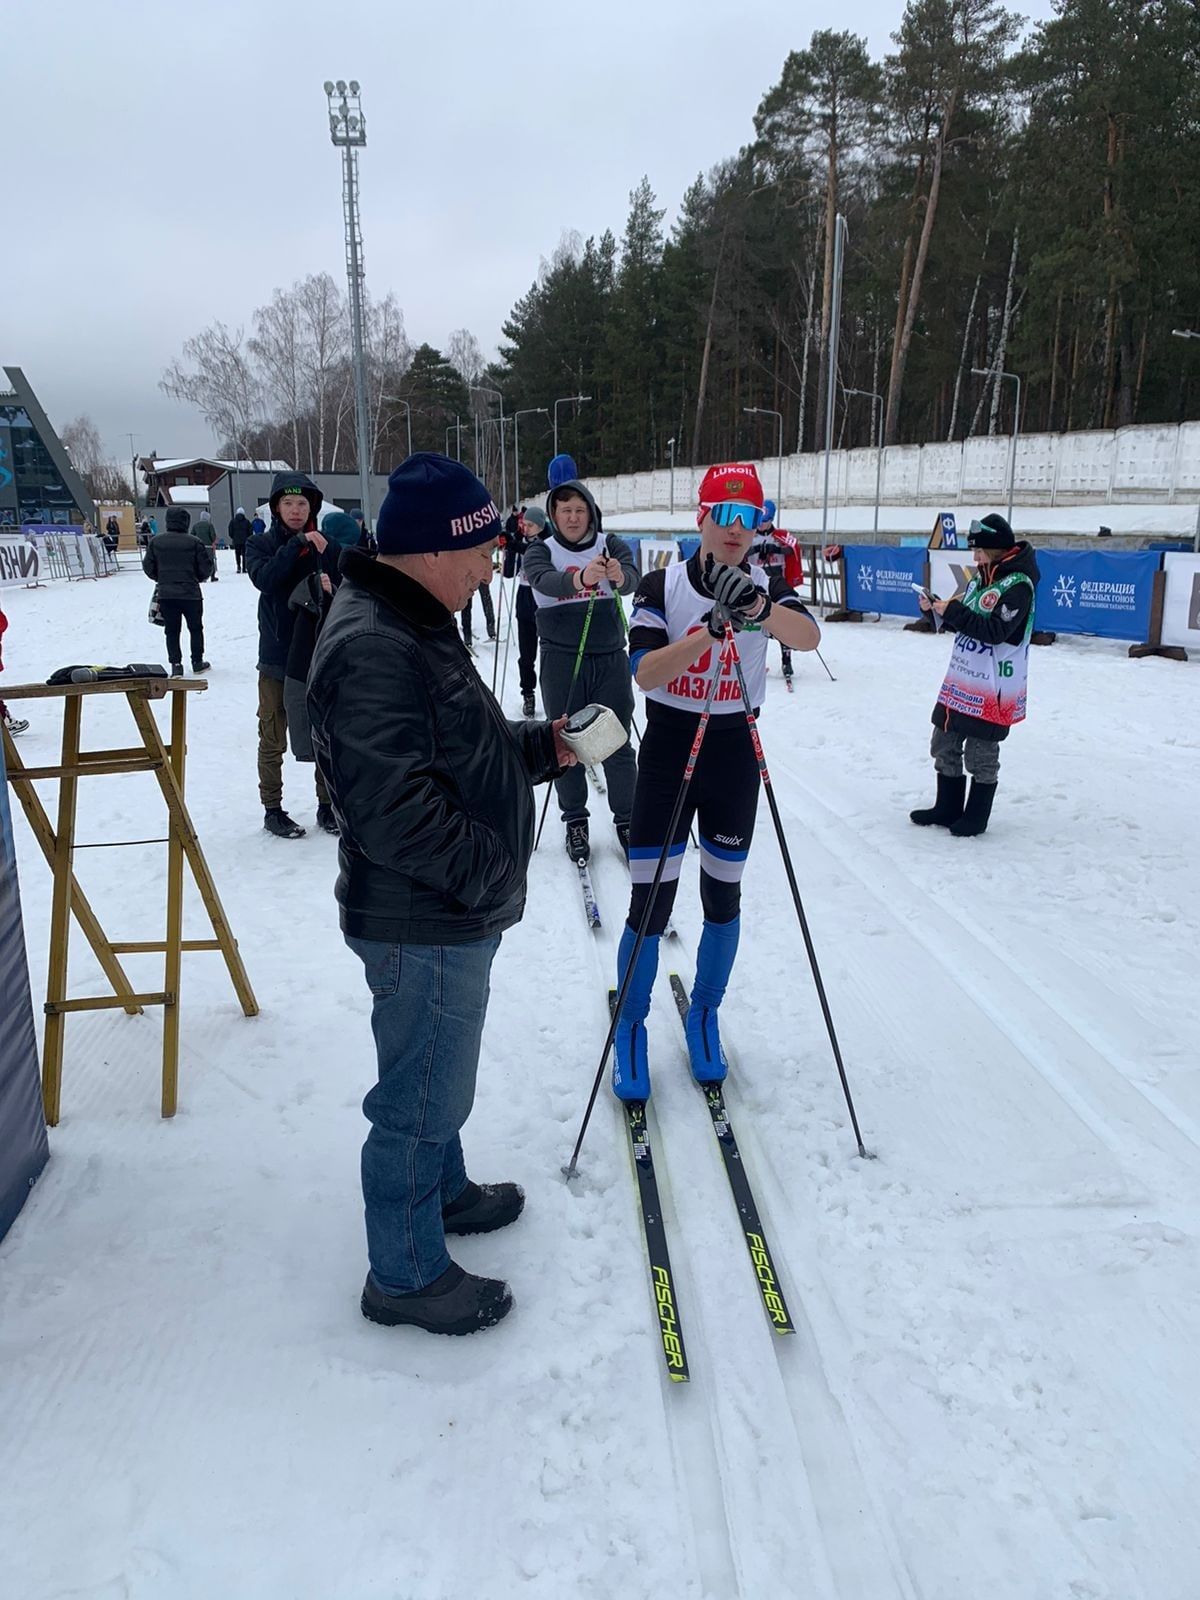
[702,554,771,637]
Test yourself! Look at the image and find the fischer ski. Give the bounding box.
[668,973,794,1335]
[610,992,689,1382]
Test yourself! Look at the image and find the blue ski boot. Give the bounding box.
[685,917,740,1083]
[612,924,660,1101]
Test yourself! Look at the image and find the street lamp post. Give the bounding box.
[667,437,676,515]
[127,433,138,513]
[471,386,507,508]
[382,396,412,457]
[512,408,548,505]
[843,387,884,533]
[744,405,784,511]
[553,393,592,458]
[972,366,1021,524]
[821,214,848,539]
[324,79,373,530]
[445,425,455,457]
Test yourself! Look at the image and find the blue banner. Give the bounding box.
[0,736,49,1241]
[1036,550,1159,641]
[844,545,925,616]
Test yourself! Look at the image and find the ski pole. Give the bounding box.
[497,571,518,706]
[816,647,836,683]
[721,623,870,1159]
[490,565,508,695]
[534,590,597,851]
[564,615,731,1180]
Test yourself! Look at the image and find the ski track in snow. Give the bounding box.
[1,563,1198,1599]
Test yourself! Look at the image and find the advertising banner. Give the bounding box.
[843,545,925,616]
[1161,553,1200,650]
[0,735,50,1241]
[0,533,40,587]
[929,549,977,600]
[638,537,680,574]
[1036,550,1159,641]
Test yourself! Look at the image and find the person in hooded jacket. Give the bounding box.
[245,471,331,839]
[142,505,213,674]
[912,512,1041,837]
[521,476,638,863]
[227,507,253,573]
[282,512,364,835]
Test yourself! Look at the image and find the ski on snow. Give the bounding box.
[667,973,795,1336]
[609,991,690,1382]
[577,861,602,930]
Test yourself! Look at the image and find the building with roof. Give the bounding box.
[138,456,292,507]
[0,367,96,528]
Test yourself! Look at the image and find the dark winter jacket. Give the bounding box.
[932,541,1041,741]
[307,549,562,945]
[245,471,327,676]
[192,517,217,549]
[522,481,636,653]
[228,513,253,549]
[283,538,349,762]
[142,526,214,598]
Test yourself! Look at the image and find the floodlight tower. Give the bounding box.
[324,79,373,528]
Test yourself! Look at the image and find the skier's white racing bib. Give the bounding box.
[636,559,772,714]
[530,535,615,608]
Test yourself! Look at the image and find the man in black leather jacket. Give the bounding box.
[307,453,574,1339]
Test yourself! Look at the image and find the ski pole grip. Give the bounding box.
[560,704,628,766]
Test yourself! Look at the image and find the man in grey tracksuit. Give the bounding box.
[522,478,638,865]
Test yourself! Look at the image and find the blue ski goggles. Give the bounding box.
[705,501,764,531]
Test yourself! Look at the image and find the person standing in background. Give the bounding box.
[228,506,253,573]
[192,511,219,580]
[142,506,213,676]
[245,472,331,840]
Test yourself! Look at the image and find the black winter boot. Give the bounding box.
[910,773,967,827]
[442,1180,525,1236]
[949,781,997,837]
[315,803,340,835]
[522,692,536,718]
[361,1263,513,1335]
[264,807,305,839]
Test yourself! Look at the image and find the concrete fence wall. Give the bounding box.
[580,422,1200,516]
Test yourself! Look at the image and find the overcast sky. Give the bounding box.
[4,0,1058,465]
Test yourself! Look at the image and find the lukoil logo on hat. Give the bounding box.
[698,462,765,509]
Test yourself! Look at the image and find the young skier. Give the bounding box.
[522,475,638,863]
[911,512,1040,838]
[747,499,804,685]
[613,464,821,1097]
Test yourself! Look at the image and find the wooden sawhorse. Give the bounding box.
[1,675,258,1122]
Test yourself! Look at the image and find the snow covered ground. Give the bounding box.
[2,554,1198,1600]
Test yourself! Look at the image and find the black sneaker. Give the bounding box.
[191,660,211,673]
[442,1180,525,1236]
[361,1263,513,1336]
[315,803,340,835]
[522,692,536,718]
[565,817,590,865]
[264,807,305,839]
[616,822,631,862]
[2,713,29,736]
[170,663,184,677]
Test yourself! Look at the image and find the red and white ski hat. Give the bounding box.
[696,462,764,526]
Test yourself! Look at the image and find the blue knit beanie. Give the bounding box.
[320,511,362,548]
[375,453,501,555]
[548,453,579,490]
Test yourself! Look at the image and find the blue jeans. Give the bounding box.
[346,934,501,1294]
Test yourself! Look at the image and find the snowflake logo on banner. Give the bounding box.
[1053,573,1076,608]
[860,565,875,591]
